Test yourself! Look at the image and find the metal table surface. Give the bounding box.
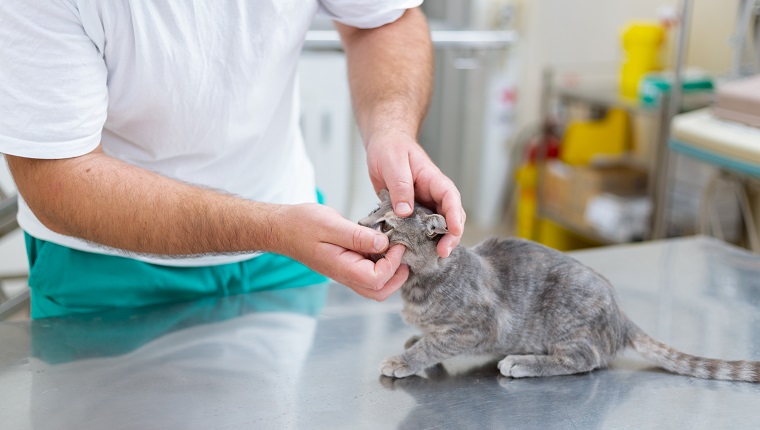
[1,236,759,429]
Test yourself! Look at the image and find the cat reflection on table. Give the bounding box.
[379,359,634,430]
[359,190,760,382]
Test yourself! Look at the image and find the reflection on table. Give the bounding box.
[1,236,759,430]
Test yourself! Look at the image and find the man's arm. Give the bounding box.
[335,8,465,258]
[7,146,273,256]
[5,147,407,300]
[336,7,432,146]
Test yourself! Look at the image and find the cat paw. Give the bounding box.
[498,355,536,378]
[498,356,516,377]
[380,355,415,378]
[404,335,421,349]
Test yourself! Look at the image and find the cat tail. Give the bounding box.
[625,320,760,382]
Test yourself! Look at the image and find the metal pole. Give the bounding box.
[731,0,757,78]
[651,0,693,239]
[0,289,29,321]
[532,67,554,241]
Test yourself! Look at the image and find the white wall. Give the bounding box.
[513,0,739,132]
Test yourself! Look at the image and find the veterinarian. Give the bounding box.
[0,1,465,318]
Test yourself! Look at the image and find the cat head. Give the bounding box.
[358,190,448,274]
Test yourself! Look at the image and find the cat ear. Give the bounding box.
[378,189,391,203]
[423,214,448,238]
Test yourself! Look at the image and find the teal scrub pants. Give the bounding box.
[24,235,328,319]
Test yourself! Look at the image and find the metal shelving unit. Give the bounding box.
[534,74,672,245]
[533,0,703,246]
[0,193,28,320]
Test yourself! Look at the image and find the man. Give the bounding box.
[0,1,464,318]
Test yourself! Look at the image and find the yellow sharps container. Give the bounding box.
[620,22,665,98]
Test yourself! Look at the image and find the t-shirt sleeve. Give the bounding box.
[0,0,107,159]
[318,0,423,29]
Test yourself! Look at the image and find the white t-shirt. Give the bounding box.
[0,0,421,266]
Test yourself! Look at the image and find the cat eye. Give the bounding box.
[380,221,393,233]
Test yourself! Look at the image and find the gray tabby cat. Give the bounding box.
[359,190,760,382]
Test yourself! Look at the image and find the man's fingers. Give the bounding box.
[320,243,406,291]
[365,263,409,301]
[368,244,404,286]
[411,163,464,238]
[380,151,415,217]
[352,243,405,291]
[437,234,459,258]
[434,205,466,257]
[380,243,406,268]
[420,177,463,258]
[430,182,464,237]
[325,218,389,254]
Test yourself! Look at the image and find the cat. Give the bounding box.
[358,190,760,382]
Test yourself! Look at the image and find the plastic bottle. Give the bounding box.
[620,22,666,98]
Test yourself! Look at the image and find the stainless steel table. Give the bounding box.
[1,236,759,429]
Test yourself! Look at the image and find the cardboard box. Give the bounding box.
[543,161,584,226]
[542,160,648,234]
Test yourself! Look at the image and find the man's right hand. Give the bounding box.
[7,150,409,301]
[271,203,409,301]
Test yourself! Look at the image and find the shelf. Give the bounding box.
[670,108,760,178]
[536,80,657,247]
[556,85,655,115]
[537,207,627,246]
[556,84,712,116]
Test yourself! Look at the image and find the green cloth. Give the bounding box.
[25,233,327,319]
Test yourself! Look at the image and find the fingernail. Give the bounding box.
[396,202,412,215]
[447,246,453,257]
[374,235,387,252]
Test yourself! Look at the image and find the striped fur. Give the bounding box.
[360,192,760,382]
[627,322,760,382]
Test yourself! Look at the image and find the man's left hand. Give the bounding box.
[365,131,465,258]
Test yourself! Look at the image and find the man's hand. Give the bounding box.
[365,131,465,258]
[272,203,409,301]
[7,150,408,301]
[336,8,465,258]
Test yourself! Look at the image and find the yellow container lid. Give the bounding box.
[622,22,665,47]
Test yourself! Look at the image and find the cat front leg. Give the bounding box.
[380,333,479,378]
[377,335,422,378]
[380,355,416,378]
[404,335,421,349]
